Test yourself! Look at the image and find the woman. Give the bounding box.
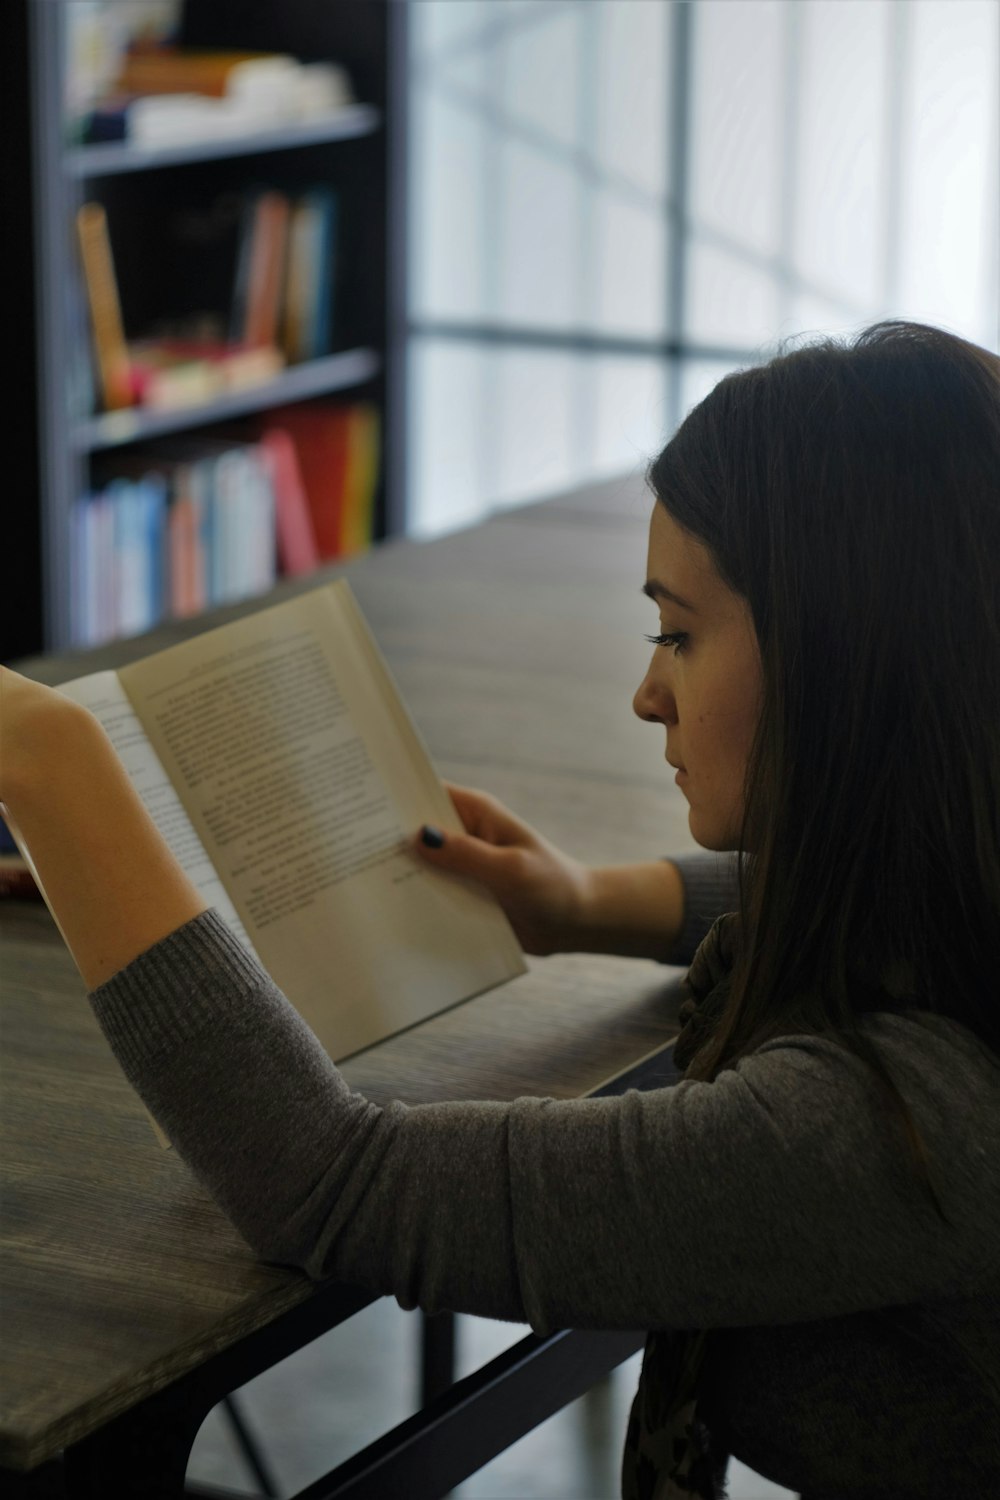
[2,321,998,1498]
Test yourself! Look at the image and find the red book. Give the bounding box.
[257,428,321,576]
[167,464,208,617]
[261,405,351,559]
[239,192,291,349]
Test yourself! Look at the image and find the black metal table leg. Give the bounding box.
[420,1310,457,1406]
[62,1379,206,1500]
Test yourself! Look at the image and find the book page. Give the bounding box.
[118,583,525,1060]
[54,672,258,959]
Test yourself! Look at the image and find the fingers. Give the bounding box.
[414,821,520,893]
[441,782,533,847]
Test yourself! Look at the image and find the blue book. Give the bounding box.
[140,473,169,626]
[305,189,337,360]
[285,188,338,362]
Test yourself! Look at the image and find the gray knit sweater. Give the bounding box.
[89,853,1000,1498]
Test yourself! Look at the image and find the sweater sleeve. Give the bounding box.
[88,908,998,1338]
[665,851,740,964]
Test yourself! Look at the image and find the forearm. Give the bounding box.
[575,859,686,962]
[1,696,208,990]
[578,852,742,965]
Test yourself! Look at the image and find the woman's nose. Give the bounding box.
[633,662,674,724]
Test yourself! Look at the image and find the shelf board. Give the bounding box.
[74,347,381,452]
[66,104,381,177]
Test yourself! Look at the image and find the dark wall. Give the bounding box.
[2,0,44,662]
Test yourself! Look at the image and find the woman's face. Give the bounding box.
[633,501,762,851]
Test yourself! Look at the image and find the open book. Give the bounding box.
[20,581,526,1075]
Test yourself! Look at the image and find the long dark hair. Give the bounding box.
[647,321,1000,1225]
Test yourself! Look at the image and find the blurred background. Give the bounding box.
[3,2,998,1495]
[3,0,997,663]
[407,0,999,536]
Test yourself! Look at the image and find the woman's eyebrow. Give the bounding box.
[641,580,698,613]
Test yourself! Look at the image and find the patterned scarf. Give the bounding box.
[621,912,740,1500]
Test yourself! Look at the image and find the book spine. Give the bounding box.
[282,188,337,362]
[340,404,381,557]
[309,190,337,360]
[267,403,350,560]
[281,197,312,363]
[75,202,133,412]
[259,427,320,577]
[246,447,275,594]
[113,50,270,99]
[229,450,253,600]
[193,458,216,608]
[242,191,291,349]
[110,480,140,636]
[70,495,90,647]
[144,474,169,627]
[94,491,114,644]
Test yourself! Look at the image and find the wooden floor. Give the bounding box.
[187,1298,796,1499]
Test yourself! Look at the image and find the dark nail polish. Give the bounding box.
[421,826,445,849]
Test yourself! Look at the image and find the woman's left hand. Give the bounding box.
[0,666,91,809]
[0,664,209,988]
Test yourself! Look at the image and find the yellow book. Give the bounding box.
[340,405,381,556]
[76,203,133,412]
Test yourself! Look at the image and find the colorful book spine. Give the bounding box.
[66,429,344,647]
[75,202,133,412]
[282,189,338,363]
[239,191,292,350]
[340,405,381,556]
[258,428,321,576]
[168,469,204,619]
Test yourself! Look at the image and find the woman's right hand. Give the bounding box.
[414,783,594,955]
[416,784,687,962]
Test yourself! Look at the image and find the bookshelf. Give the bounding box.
[7,0,409,661]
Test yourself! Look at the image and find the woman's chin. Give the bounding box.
[687,807,742,854]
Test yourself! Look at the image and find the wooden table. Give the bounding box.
[1,472,699,1498]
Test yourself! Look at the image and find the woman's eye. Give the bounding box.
[644,631,688,655]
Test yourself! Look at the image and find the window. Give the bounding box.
[407,0,999,536]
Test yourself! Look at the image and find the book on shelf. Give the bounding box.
[262,403,381,560]
[257,428,322,577]
[72,476,167,645]
[77,178,336,418]
[69,18,357,144]
[69,398,378,649]
[93,49,355,145]
[75,202,133,412]
[111,49,286,100]
[73,437,286,646]
[282,189,338,363]
[340,405,381,557]
[9,581,526,1141]
[232,190,292,350]
[166,463,208,620]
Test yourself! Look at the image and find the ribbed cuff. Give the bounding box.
[88,909,266,1076]
[666,852,740,964]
